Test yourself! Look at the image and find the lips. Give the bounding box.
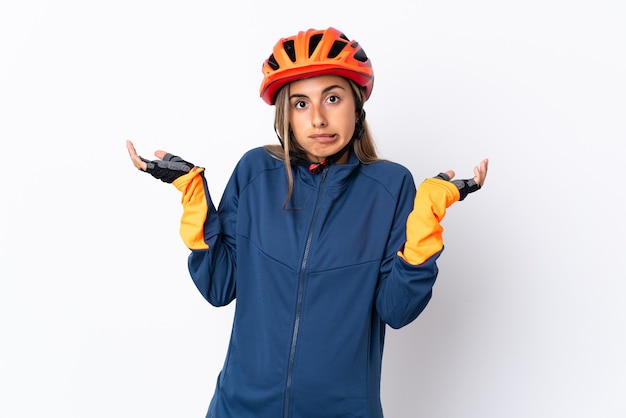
[310,134,337,143]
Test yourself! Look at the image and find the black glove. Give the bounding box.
[141,153,195,183]
[434,172,481,201]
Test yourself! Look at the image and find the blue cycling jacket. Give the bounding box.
[172,147,459,418]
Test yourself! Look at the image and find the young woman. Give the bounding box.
[127,27,488,418]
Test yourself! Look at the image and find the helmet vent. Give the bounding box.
[328,40,348,58]
[353,48,368,63]
[283,40,297,62]
[308,34,323,57]
[267,54,280,70]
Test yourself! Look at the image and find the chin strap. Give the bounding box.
[306,138,355,174]
[308,161,328,174]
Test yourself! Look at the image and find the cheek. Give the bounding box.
[287,116,307,144]
[340,113,357,135]
[289,114,305,134]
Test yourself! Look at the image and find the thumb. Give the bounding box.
[154,150,168,160]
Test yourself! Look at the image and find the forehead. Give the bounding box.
[289,75,351,95]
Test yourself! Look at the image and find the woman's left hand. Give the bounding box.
[437,158,489,201]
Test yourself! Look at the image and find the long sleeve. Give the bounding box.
[376,177,460,329]
[172,167,237,307]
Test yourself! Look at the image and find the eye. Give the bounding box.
[294,100,307,109]
[327,95,340,104]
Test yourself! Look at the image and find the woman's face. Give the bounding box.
[288,75,357,163]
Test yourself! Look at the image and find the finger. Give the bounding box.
[125,140,137,157]
[126,140,147,171]
[473,158,489,186]
[154,150,168,160]
[444,169,455,180]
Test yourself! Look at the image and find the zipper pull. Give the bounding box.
[321,166,329,182]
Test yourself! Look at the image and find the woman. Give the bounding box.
[127,27,488,418]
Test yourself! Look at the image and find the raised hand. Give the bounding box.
[435,158,489,201]
[126,140,195,183]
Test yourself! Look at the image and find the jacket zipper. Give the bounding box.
[283,167,328,418]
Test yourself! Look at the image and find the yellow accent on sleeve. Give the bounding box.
[172,167,210,250]
[399,178,460,265]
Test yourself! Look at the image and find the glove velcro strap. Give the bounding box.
[142,153,194,183]
[435,172,481,201]
[452,178,481,201]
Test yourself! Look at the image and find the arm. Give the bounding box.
[173,169,237,307]
[126,140,237,306]
[376,159,488,329]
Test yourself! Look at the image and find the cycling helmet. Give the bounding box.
[260,27,374,105]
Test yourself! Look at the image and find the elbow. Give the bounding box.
[382,291,433,329]
[207,291,236,307]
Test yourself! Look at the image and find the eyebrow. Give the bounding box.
[289,84,346,99]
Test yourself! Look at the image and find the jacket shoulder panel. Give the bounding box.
[358,160,416,197]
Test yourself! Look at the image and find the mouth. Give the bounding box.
[310,133,337,144]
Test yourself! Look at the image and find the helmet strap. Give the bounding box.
[353,108,366,140]
[307,137,355,174]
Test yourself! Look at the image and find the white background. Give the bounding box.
[1,1,624,417]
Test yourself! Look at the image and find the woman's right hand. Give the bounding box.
[126,140,195,183]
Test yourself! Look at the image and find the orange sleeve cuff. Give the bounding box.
[173,167,210,250]
[398,178,460,265]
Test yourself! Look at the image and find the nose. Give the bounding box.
[311,104,327,128]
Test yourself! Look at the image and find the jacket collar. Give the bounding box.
[294,150,361,189]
